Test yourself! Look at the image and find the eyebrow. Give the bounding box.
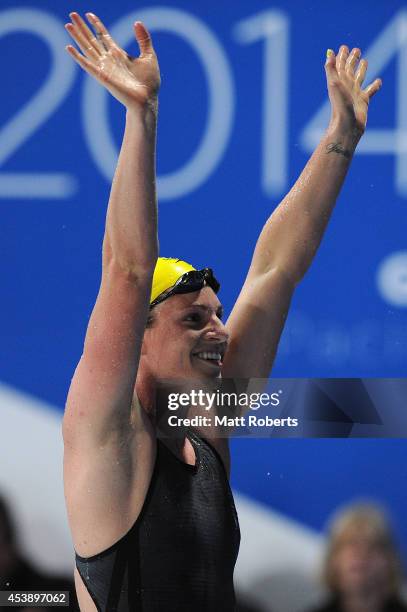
[183,304,224,316]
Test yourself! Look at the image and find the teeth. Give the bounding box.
[195,352,222,361]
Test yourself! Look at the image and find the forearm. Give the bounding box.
[103,103,159,274]
[252,121,362,284]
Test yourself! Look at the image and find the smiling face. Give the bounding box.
[140,285,228,383]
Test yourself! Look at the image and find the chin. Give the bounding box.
[191,357,222,379]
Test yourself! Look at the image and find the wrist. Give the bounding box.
[327,119,364,146]
[325,121,363,159]
[126,98,158,126]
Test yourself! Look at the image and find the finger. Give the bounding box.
[134,21,154,57]
[85,12,118,52]
[69,12,101,56]
[363,78,382,99]
[345,47,361,75]
[355,58,368,87]
[65,23,99,60]
[324,49,337,80]
[336,45,349,73]
[65,45,101,79]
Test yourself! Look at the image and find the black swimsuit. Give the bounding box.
[75,429,241,611]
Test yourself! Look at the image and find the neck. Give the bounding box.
[135,371,188,434]
[135,370,220,441]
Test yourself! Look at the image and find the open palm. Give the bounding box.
[65,12,160,109]
[325,45,381,133]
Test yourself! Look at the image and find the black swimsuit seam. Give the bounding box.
[76,566,102,612]
[188,429,239,529]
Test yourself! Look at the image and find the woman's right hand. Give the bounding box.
[65,12,160,111]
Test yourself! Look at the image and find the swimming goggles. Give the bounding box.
[150,268,220,309]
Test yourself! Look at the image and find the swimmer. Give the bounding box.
[62,12,382,611]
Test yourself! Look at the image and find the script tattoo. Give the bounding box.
[325,142,352,160]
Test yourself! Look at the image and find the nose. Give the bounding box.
[205,315,229,343]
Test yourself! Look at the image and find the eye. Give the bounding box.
[185,312,202,324]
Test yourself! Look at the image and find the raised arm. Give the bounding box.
[223,45,382,379]
[62,13,160,445]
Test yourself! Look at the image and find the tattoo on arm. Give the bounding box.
[325,142,352,160]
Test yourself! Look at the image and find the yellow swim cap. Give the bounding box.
[150,257,197,305]
[150,257,220,308]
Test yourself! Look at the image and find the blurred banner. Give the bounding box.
[1,1,407,608]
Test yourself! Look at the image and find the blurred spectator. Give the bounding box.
[309,502,407,612]
[0,494,79,611]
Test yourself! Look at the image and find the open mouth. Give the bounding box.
[193,351,223,367]
[191,344,226,368]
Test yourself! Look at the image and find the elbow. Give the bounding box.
[104,249,158,281]
[281,264,312,287]
[102,232,159,278]
[275,265,299,291]
[110,259,157,286]
[272,242,319,286]
[262,263,301,290]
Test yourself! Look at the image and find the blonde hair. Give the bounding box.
[323,501,403,595]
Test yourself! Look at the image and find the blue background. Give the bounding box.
[1,0,407,565]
